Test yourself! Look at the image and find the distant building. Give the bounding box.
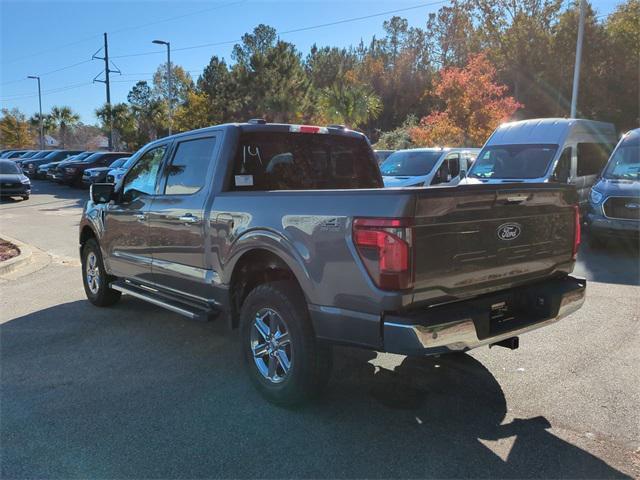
[44,135,59,147]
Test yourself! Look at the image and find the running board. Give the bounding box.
[110,280,215,321]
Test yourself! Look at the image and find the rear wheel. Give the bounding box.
[240,281,332,406]
[81,238,121,306]
[21,194,29,200]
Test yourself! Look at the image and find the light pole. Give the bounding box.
[570,0,586,118]
[152,39,172,136]
[27,75,44,149]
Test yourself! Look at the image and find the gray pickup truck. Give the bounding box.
[80,121,586,405]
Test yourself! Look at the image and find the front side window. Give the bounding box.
[468,144,558,179]
[164,137,216,195]
[577,142,614,177]
[122,145,167,201]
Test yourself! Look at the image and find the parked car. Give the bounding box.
[3,150,30,159]
[585,128,640,247]
[80,121,585,405]
[0,159,31,200]
[37,151,95,180]
[374,149,394,164]
[463,118,617,209]
[17,150,39,159]
[105,156,135,183]
[82,157,129,186]
[20,150,84,176]
[381,148,480,187]
[53,151,129,186]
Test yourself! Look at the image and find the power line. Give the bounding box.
[0,82,94,102]
[112,0,450,59]
[3,0,247,66]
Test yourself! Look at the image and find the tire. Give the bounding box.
[81,238,121,307]
[240,280,332,406]
[22,195,29,200]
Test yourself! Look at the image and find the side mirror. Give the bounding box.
[459,169,467,179]
[90,183,115,204]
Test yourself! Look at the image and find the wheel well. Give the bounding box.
[80,226,96,247]
[229,249,301,329]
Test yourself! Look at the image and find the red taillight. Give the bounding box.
[353,218,413,290]
[572,205,581,260]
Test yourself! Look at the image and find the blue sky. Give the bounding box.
[1,0,620,124]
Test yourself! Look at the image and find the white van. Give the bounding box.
[464,118,617,207]
[381,147,480,188]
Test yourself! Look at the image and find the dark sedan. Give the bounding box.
[37,152,95,180]
[81,157,128,186]
[0,159,31,200]
[52,152,130,186]
[20,150,83,176]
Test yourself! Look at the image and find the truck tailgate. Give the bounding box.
[411,184,578,305]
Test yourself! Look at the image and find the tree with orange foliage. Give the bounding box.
[410,53,522,147]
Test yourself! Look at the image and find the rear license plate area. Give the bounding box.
[487,291,553,337]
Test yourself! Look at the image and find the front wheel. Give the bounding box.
[240,281,332,406]
[81,238,121,307]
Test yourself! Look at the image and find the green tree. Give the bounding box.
[152,63,195,110]
[0,108,34,148]
[128,80,166,141]
[95,103,137,150]
[603,0,640,129]
[174,91,212,131]
[318,81,383,128]
[197,56,237,123]
[49,106,80,148]
[231,26,312,122]
[28,113,55,136]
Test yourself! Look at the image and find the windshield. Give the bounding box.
[469,144,557,179]
[81,153,103,163]
[380,150,442,176]
[0,162,21,174]
[30,151,50,159]
[110,158,126,169]
[603,141,640,180]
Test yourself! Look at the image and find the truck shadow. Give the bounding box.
[0,299,631,479]
[575,232,639,286]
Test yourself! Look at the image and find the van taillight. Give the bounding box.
[353,218,413,290]
[572,206,581,260]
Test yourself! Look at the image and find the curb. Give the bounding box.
[0,236,33,276]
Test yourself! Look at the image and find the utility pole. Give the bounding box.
[93,33,120,150]
[152,39,172,136]
[27,75,44,149]
[570,0,586,118]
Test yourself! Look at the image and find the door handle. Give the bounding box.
[179,214,199,224]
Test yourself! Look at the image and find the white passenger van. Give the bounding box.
[464,118,617,208]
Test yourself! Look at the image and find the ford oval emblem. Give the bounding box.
[497,223,522,241]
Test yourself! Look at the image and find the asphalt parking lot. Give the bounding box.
[1,180,639,479]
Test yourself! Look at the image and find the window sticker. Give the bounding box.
[235,175,254,187]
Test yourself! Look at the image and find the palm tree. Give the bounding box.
[49,106,80,148]
[29,113,55,135]
[318,82,383,128]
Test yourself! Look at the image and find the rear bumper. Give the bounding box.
[383,275,586,356]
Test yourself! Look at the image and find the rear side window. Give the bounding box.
[164,137,216,195]
[230,132,381,191]
[577,143,614,176]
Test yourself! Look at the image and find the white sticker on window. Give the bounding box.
[235,175,254,187]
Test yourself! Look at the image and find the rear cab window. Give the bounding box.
[163,137,217,195]
[230,131,381,191]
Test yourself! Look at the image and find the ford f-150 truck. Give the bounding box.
[80,121,586,405]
